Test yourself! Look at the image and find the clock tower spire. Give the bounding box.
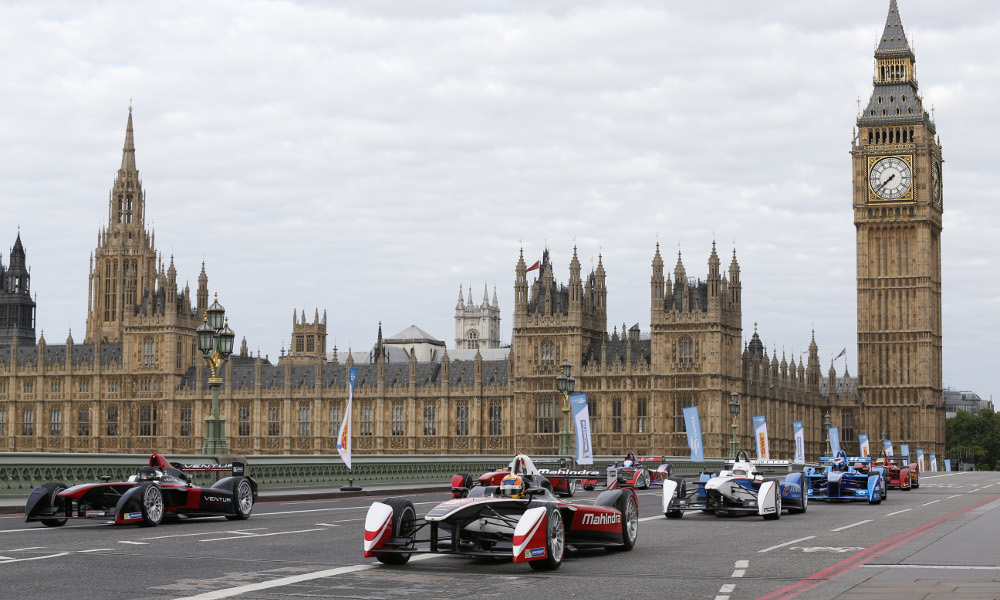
[851,0,944,458]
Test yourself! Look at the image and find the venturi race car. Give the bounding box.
[803,451,886,503]
[661,451,806,519]
[25,453,258,527]
[366,471,639,570]
[876,449,919,490]
[451,453,588,498]
[583,452,674,491]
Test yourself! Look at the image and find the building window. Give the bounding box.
[143,338,155,365]
[467,330,479,349]
[237,404,251,437]
[176,340,183,369]
[295,336,304,353]
[139,405,157,437]
[108,381,119,393]
[50,381,62,393]
[675,397,695,432]
[358,401,373,436]
[637,397,648,433]
[267,402,280,437]
[612,398,622,433]
[23,382,33,394]
[456,401,469,436]
[541,340,555,365]
[841,412,855,453]
[0,406,6,436]
[423,403,437,436]
[79,381,90,393]
[679,337,693,365]
[298,403,311,437]
[536,399,555,434]
[180,405,193,437]
[22,408,34,436]
[77,408,90,436]
[488,401,503,436]
[329,403,342,437]
[0,381,6,394]
[106,407,119,436]
[391,402,405,436]
[49,408,62,436]
[306,336,315,353]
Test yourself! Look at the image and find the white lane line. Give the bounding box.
[947,494,962,499]
[118,540,149,545]
[8,546,45,551]
[143,528,266,540]
[758,536,815,553]
[720,584,735,592]
[78,548,111,553]
[199,528,325,542]
[922,500,941,506]
[831,520,872,532]
[714,596,730,600]
[860,564,1000,570]
[315,523,340,527]
[638,516,660,522]
[731,569,746,577]
[174,553,439,599]
[886,509,912,516]
[0,552,69,564]
[735,560,749,568]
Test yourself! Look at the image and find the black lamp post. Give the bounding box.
[198,293,235,454]
[729,392,741,459]
[823,411,832,456]
[555,359,575,457]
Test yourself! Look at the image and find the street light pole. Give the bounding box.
[729,392,741,459]
[198,294,235,455]
[555,360,575,457]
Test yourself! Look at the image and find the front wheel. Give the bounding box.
[138,485,164,527]
[226,478,254,520]
[528,507,564,570]
[39,482,68,527]
[377,498,415,565]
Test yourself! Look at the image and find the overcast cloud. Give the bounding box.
[0,1,996,403]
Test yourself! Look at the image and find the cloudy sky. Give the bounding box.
[0,1,996,403]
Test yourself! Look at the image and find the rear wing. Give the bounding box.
[171,461,247,477]
[536,468,603,479]
[819,456,871,465]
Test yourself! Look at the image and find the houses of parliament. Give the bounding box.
[0,2,945,460]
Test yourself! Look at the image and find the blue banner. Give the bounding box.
[883,439,894,457]
[569,393,593,465]
[929,453,937,472]
[792,421,805,464]
[859,434,870,457]
[900,444,910,461]
[944,459,952,472]
[683,405,704,462]
[829,426,841,455]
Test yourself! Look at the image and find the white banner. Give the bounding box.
[569,393,593,465]
[753,414,769,459]
[792,421,805,465]
[336,367,356,470]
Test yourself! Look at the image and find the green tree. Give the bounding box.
[946,409,1000,470]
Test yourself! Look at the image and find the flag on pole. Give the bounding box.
[683,405,705,462]
[883,439,894,457]
[752,414,769,459]
[829,426,841,455]
[569,393,593,465]
[792,421,805,464]
[336,367,357,470]
[526,260,540,272]
[834,348,846,360]
[859,434,870,457]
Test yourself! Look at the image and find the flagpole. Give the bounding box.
[338,366,362,491]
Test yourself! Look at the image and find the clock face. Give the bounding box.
[869,156,912,200]
[932,162,941,204]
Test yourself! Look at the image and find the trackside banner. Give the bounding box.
[917,448,925,472]
[930,453,938,472]
[883,439,894,457]
[859,434,870,457]
[569,393,593,465]
[792,421,805,464]
[944,459,952,472]
[683,405,704,462]
[752,414,769,459]
[336,367,357,470]
[900,444,910,461]
[829,426,841,456]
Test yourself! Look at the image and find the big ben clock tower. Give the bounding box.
[852,0,945,457]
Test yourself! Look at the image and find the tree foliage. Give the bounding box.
[946,409,1000,470]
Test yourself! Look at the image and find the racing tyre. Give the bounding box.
[665,478,685,519]
[377,498,416,565]
[583,483,595,491]
[39,482,69,527]
[562,478,576,498]
[528,506,565,570]
[456,471,473,490]
[226,478,254,520]
[639,472,650,490]
[138,484,164,527]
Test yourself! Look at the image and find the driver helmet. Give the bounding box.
[137,466,158,481]
[832,457,848,472]
[875,457,886,467]
[499,475,526,499]
[623,460,634,468]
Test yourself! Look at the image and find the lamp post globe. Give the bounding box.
[556,361,575,457]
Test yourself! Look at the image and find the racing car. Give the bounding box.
[660,451,806,519]
[25,453,258,527]
[803,450,886,504]
[451,454,583,498]
[365,470,639,570]
[582,452,674,491]
[876,449,919,490]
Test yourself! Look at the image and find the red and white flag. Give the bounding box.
[526,260,540,272]
[834,347,846,360]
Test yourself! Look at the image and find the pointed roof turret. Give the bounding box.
[121,105,137,172]
[876,0,910,56]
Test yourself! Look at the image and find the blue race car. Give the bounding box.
[803,450,886,504]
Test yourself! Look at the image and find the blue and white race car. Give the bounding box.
[661,451,807,519]
[803,450,886,504]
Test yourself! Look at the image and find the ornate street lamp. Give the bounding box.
[823,411,832,457]
[199,294,236,454]
[729,392,741,459]
[555,359,575,457]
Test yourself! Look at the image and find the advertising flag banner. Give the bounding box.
[929,453,937,472]
[829,426,841,456]
[792,421,805,464]
[569,393,593,465]
[859,434,870,457]
[683,405,705,462]
[944,459,952,472]
[883,439,894,457]
[900,444,910,461]
[336,367,357,470]
[917,448,925,472]
[752,415,769,459]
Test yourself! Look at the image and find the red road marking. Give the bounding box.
[756,495,1000,600]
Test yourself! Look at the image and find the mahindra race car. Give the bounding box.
[876,449,919,490]
[803,450,886,504]
[451,454,582,498]
[582,452,674,491]
[365,471,639,570]
[661,451,806,519]
[25,453,258,527]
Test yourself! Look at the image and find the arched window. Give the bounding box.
[679,336,694,365]
[541,340,554,365]
[143,338,155,365]
[467,330,479,350]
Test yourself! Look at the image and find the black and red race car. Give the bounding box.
[451,454,583,498]
[875,449,919,490]
[25,453,258,527]
[583,452,674,491]
[365,472,639,570]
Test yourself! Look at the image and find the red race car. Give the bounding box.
[451,453,589,498]
[583,452,674,491]
[875,449,919,490]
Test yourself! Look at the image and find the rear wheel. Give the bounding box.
[562,478,576,497]
[528,507,564,570]
[377,498,415,565]
[138,485,164,527]
[226,478,254,520]
[39,482,68,527]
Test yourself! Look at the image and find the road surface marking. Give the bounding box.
[143,528,266,540]
[8,546,45,551]
[831,520,872,532]
[732,569,746,577]
[735,560,749,568]
[947,494,962,499]
[638,516,660,522]
[78,548,111,553]
[119,540,149,545]
[0,552,68,564]
[922,500,941,506]
[720,584,735,592]
[860,564,1000,570]
[758,536,815,553]
[200,528,325,542]
[885,509,911,516]
[316,523,340,527]
[791,547,865,553]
